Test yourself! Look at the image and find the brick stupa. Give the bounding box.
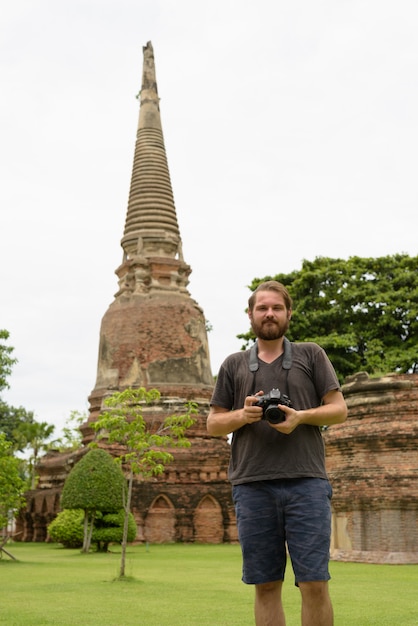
[86,41,213,409]
[16,42,236,544]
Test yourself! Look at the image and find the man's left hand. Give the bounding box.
[269,405,300,434]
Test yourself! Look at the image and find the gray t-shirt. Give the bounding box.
[210,341,341,485]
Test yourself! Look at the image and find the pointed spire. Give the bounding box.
[120,41,186,293]
[85,40,212,401]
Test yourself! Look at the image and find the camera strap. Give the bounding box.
[248,337,292,396]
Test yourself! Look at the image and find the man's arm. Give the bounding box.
[207,396,263,437]
[272,389,348,435]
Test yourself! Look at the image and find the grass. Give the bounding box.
[1,542,417,625]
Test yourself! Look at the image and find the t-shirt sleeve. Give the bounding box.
[210,361,234,410]
[313,346,341,399]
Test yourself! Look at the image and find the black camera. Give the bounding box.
[254,388,292,424]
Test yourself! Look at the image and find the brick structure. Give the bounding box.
[16,42,236,545]
[324,371,418,563]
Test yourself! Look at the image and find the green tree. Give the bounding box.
[239,254,418,382]
[92,387,197,578]
[0,433,26,532]
[14,420,55,488]
[0,403,34,447]
[61,448,126,553]
[50,410,85,452]
[0,330,34,447]
[0,330,17,394]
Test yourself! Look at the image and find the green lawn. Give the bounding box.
[1,542,417,625]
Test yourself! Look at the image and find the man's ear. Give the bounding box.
[287,309,292,321]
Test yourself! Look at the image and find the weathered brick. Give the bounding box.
[325,372,418,563]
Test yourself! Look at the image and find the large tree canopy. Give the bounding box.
[239,254,417,382]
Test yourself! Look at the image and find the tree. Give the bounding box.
[14,420,55,488]
[91,387,197,578]
[61,448,126,553]
[51,410,85,452]
[0,403,34,446]
[239,254,418,382]
[0,330,17,394]
[0,330,34,447]
[0,433,26,533]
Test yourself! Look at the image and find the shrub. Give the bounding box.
[48,509,84,548]
[47,508,137,551]
[61,448,125,512]
[92,510,137,552]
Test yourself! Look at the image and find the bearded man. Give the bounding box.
[207,281,347,626]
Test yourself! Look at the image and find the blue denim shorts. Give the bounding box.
[232,478,332,585]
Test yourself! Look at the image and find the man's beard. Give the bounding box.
[251,318,290,341]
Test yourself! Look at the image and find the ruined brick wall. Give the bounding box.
[324,372,418,563]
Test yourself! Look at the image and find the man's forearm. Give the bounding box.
[296,391,347,427]
[207,407,246,436]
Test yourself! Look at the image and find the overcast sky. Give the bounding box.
[1,0,417,437]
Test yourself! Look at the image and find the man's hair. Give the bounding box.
[248,281,293,312]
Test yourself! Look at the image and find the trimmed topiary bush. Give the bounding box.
[61,448,127,552]
[47,509,84,548]
[61,448,125,512]
[48,508,137,551]
[92,510,137,552]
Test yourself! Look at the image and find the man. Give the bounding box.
[207,281,347,626]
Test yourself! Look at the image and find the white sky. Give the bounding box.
[1,0,417,437]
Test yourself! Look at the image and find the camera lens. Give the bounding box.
[265,405,285,424]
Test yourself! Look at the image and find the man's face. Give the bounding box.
[249,290,292,341]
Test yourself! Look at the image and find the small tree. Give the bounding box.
[91,387,197,578]
[14,420,55,489]
[61,448,126,552]
[51,410,85,452]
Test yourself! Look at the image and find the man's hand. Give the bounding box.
[243,393,264,425]
[268,404,301,434]
[269,389,348,433]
